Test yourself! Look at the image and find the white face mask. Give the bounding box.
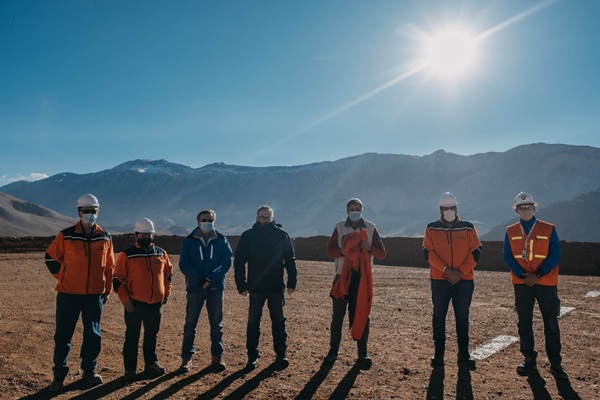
[348,211,362,222]
[81,214,97,225]
[200,222,214,232]
[517,209,535,221]
[443,210,456,222]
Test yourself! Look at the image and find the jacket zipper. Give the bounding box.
[85,238,91,293]
[146,251,154,302]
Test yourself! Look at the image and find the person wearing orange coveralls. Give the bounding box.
[324,198,386,368]
[44,193,115,393]
[113,218,173,382]
[423,192,482,370]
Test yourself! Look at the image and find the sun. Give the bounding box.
[421,27,480,79]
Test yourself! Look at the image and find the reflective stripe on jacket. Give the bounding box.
[507,220,559,286]
[113,243,173,304]
[45,222,115,295]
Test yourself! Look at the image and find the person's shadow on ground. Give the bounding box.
[527,370,552,400]
[456,364,473,400]
[220,362,280,400]
[553,375,582,400]
[328,362,363,400]
[19,375,130,400]
[426,365,444,399]
[294,360,335,399]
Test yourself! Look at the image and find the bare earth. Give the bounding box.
[0,253,598,400]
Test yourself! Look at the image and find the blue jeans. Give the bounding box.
[181,289,224,360]
[514,284,562,366]
[431,279,474,354]
[53,292,103,378]
[123,300,162,371]
[247,290,287,361]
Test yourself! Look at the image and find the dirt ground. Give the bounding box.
[0,253,598,400]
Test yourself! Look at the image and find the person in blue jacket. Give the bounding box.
[179,209,232,372]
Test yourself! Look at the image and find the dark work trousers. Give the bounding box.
[330,296,369,356]
[431,279,474,355]
[53,292,104,378]
[513,284,562,366]
[123,300,162,371]
[247,290,287,361]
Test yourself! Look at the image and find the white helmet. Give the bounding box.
[134,218,155,233]
[439,192,458,207]
[76,193,99,208]
[513,192,538,209]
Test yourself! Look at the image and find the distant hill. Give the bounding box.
[2,143,600,241]
[0,192,76,236]
[482,189,600,242]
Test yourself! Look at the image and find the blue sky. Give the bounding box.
[1,0,599,187]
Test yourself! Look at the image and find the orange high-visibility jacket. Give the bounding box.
[113,243,173,305]
[507,220,559,286]
[45,222,115,295]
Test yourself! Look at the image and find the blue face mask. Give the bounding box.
[81,214,97,225]
[348,211,362,222]
[200,222,214,232]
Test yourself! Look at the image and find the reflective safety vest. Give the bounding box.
[507,220,558,286]
[333,220,376,275]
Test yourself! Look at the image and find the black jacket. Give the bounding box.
[234,221,297,293]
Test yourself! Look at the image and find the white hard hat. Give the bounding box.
[513,192,538,209]
[134,218,155,233]
[439,192,458,207]
[76,193,99,208]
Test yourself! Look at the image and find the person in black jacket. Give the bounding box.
[234,205,297,370]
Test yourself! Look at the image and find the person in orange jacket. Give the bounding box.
[325,198,386,369]
[503,192,567,380]
[113,218,173,382]
[44,194,115,393]
[423,192,482,370]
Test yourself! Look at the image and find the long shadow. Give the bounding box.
[195,368,247,400]
[456,365,473,400]
[19,377,128,400]
[295,361,334,400]
[554,376,582,400]
[426,365,444,400]
[119,369,196,400]
[328,362,362,400]
[526,370,552,400]
[221,362,279,400]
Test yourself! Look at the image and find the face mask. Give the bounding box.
[200,222,214,232]
[518,209,535,221]
[137,237,153,248]
[443,210,456,222]
[81,214,97,225]
[348,211,362,222]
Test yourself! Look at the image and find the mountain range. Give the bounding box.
[1,143,600,241]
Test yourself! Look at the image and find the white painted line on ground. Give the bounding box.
[471,335,519,360]
[559,306,575,318]
[584,290,600,298]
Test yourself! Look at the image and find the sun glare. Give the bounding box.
[422,28,479,79]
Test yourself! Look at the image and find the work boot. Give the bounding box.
[458,352,476,371]
[550,364,568,380]
[144,361,166,376]
[245,357,258,371]
[180,359,192,373]
[516,356,537,376]
[324,348,338,364]
[82,370,103,385]
[124,370,136,382]
[48,377,64,393]
[211,356,227,372]
[358,353,372,369]
[430,349,444,367]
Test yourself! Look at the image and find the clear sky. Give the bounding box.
[1,0,599,187]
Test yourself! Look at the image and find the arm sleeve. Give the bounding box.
[207,238,233,283]
[164,252,173,299]
[104,239,115,294]
[370,227,386,260]
[233,234,249,293]
[178,238,201,279]
[44,233,64,277]
[284,234,297,289]
[113,251,131,304]
[423,227,446,274]
[503,232,525,277]
[327,228,343,259]
[537,227,561,275]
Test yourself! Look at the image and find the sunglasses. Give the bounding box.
[517,205,534,211]
[80,209,98,214]
[200,218,214,222]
